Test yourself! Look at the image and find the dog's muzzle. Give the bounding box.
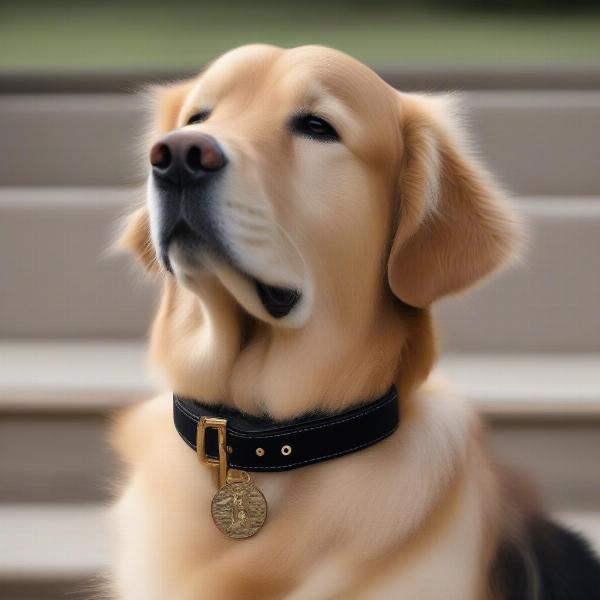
[149,130,302,319]
[149,130,229,270]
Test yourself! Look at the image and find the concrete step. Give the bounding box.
[2,342,599,418]
[0,505,108,581]
[4,65,600,94]
[0,187,156,339]
[1,341,599,508]
[0,341,155,504]
[435,197,600,353]
[1,92,600,195]
[0,505,107,600]
[1,188,599,352]
[0,504,598,600]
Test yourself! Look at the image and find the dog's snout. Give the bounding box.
[150,130,227,186]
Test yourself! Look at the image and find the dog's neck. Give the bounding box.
[149,277,435,420]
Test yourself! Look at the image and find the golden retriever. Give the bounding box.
[112,44,600,599]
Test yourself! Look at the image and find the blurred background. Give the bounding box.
[1,1,599,598]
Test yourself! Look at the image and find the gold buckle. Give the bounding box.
[197,416,228,488]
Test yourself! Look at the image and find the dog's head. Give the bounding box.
[121,45,520,413]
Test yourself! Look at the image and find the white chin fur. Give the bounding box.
[146,176,165,267]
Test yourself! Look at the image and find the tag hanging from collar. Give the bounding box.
[183,387,400,539]
[197,417,267,539]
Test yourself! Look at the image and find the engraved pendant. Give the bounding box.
[211,471,267,539]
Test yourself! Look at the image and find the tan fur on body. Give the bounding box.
[113,45,522,599]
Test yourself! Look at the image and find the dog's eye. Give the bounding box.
[290,114,339,142]
[186,110,210,125]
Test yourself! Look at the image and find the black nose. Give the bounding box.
[150,130,227,186]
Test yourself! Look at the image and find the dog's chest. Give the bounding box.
[112,392,486,599]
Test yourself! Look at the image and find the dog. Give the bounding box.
[112,44,600,599]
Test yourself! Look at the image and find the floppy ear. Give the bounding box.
[117,79,195,271]
[388,93,522,308]
[118,205,159,272]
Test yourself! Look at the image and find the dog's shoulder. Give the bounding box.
[491,516,600,600]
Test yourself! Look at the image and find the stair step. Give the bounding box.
[0,187,157,339]
[0,341,154,410]
[0,505,106,599]
[0,505,108,581]
[1,341,599,507]
[436,197,600,352]
[437,354,600,419]
[0,504,598,596]
[1,91,599,194]
[4,65,600,94]
[1,189,600,352]
[1,341,599,418]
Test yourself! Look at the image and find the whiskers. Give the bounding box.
[221,197,309,283]
[224,199,270,219]
[221,200,273,248]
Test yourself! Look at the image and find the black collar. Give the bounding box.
[173,386,399,472]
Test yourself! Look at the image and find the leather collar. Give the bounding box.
[173,386,399,472]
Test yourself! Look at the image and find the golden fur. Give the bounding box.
[113,45,523,599]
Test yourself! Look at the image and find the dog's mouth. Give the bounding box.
[165,222,301,319]
[254,280,301,318]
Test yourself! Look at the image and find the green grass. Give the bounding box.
[1,1,600,71]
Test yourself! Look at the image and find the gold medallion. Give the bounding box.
[211,472,267,539]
